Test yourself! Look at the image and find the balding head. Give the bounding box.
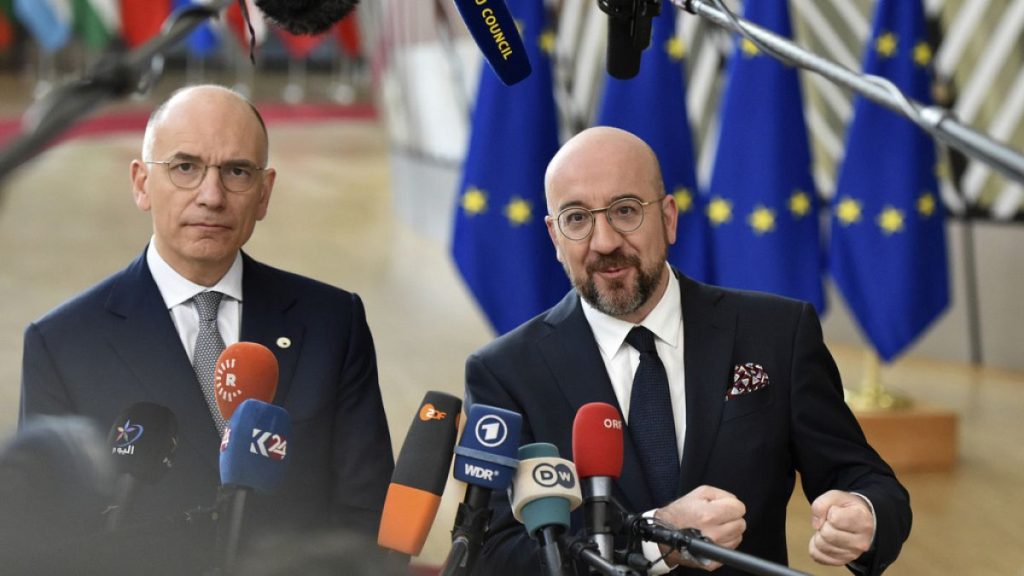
[544,126,664,214]
[142,85,269,165]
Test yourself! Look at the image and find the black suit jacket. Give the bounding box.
[20,249,394,572]
[465,270,910,575]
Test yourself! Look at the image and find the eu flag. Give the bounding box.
[830,0,949,361]
[451,0,569,334]
[706,0,824,312]
[596,5,711,283]
[173,0,220,57]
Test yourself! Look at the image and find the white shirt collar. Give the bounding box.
[146,238,244,309]
[582,264,682,356]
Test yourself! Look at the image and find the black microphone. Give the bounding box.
[105,402,178,531]
[509,443,581,576]
[452,0,532,85]
[572,402,624,566]
[599,0,662,79]
[254,0,359,35]
[441,404,522,576]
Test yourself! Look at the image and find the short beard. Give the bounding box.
[569,250,665,318]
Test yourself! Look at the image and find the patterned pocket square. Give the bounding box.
[726,363,770,400]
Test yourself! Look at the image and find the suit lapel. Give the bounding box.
[678,272,735,494]
[239,254,304,407]
[540,292,655,513]
[105,252,221,472]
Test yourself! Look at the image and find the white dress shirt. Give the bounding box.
[146,239,243,361]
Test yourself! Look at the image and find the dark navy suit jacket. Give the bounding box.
[20,249,394,571]
[465,270,910,576]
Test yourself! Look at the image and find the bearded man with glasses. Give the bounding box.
[465,127,910,576]
[19,85,394,574]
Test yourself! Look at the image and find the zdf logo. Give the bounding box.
[419,403,447,421]
[532,462,576,489]
[475,414,508,447]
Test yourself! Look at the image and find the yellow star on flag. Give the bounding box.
[835,197,862,225]
[741,38,760,57]
[917,193,936,217]
[913,41,932,67]
[673,187,693,214]
[665,36,685,61]
[462,187,487,215]
[876,32,898,58]
[788,190,812,218]
[505,197,532,226]
[707,197,732,225]
[538,29,556,55]
[748,206,776,234]
[877,206,905,234]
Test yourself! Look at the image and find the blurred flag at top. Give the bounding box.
[14,0,72,53]
[173,0,220,57]
[451,0,570,334]
[72,0,120,50]
[829,0,949,361]
[226,0,267,48]
[120,0,170,48]
[597,3,712,283]
[706,0,825,312]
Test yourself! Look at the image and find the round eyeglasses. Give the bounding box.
[145,159,265,193]
[554,196,662,241]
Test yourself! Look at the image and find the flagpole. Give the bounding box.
[845,349,911,412]
[670,0,1024,186]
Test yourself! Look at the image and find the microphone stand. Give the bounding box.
[634,521,811,576]
[671,0,1024,185]
[0,0,234,184]
[562,535,643,576]
[440,487,492,576]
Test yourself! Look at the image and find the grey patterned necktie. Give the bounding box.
[192,291,227,434]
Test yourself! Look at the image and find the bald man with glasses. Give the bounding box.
[465,127,910,576]
[19,85,394,573]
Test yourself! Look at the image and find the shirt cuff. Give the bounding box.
[847,492,878,571]
[641,509,673,575]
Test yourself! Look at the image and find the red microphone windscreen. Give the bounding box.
[215,342,279,421]
[572,402,624,479]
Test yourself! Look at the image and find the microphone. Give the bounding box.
[214,341,279,422]
[599,0,662,79]
[105,402,178,531]
[509,443,582,576]
[377,391,463,556]
[217,398,292,574]
[451,0,531,85]
[572,402,624,565]
[254,0,359,35]
[442,404,522,576]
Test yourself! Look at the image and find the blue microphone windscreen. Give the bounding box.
[452,0,532,85]
[454,404,521,490]
[220,399,290,493]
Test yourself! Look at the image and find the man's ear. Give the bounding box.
[545,216,564,263]
[130,160,151,211]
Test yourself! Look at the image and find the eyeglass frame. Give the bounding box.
[550,195,666,241]
[144,157,267,193]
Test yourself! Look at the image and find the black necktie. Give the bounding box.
[626,326,680,506]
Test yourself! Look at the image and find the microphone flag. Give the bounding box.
[707,0,825,313]
[452,0,570,335]
[597,3,712,283]
[829,0,949,361]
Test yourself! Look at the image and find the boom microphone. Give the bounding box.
[599,0,661,79]
[378,391,462,556]
[572,402,624,565]
[217,398,292,574]
[214,341,279,422]
[253,0,359,35]
[105,402,178,531]
[442,404,522,576]
[509,443,582,576]
[452,0,531,85]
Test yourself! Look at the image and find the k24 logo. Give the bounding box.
[250,428,287,460]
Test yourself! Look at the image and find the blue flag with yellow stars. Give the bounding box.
[452,0,570,334]
[596,5,712,283]
[830,0,949,362]
[706,0,824,312]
